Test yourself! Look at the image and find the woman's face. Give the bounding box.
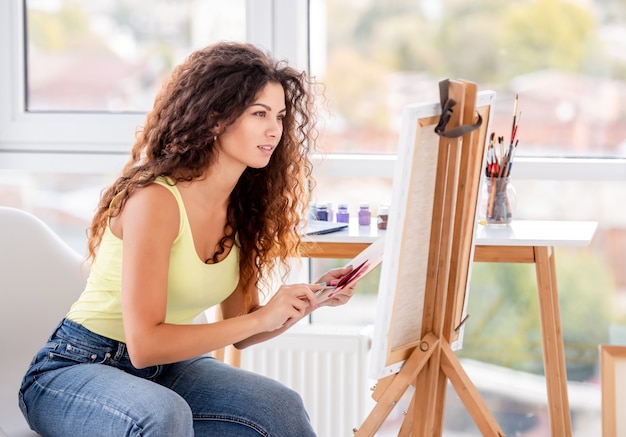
[216,81,286,171]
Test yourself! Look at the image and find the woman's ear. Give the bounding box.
[210,125,221,142]
[209,112,222,135]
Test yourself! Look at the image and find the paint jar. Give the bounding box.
[316,203,329,221]
[484,177,516,225]
[336,204,350,223]
[377,204,389,230]
[358,203,371,226]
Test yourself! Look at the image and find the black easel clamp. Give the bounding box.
[434,79,482,138]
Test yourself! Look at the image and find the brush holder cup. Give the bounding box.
[483,176,516,225]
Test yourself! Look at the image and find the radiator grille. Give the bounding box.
[240,324,372,437]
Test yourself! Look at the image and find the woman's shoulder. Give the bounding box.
[135,178,177,200]
[109,180,181,242]
[152,175,176,188]
[124,180,180,220]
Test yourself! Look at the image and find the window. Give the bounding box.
[307,1,626,435]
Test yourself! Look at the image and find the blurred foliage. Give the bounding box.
[27,4,100,52]
[322,0,625,128]
[500,0,597,77]
[26,0,189,69]
[325,47,392,131]
[458,247,615,381]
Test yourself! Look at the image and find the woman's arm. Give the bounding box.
[117,185,316,369]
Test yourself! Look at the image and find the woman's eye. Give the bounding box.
[254,111,266,117]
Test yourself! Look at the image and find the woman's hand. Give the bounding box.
[256,284,317,331]
[315,265,356,308]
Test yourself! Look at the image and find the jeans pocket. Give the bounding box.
[37,339,111,377]
[49,341,101,363]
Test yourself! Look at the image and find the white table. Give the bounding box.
[300,219,384,258]
[301,219,598,437]
[475,219,598,249]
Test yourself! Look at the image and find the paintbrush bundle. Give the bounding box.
[483,95,521,225]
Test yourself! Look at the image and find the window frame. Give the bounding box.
[0,0,308,161]
[0,1,146,154]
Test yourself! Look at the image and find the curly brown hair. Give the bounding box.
[87,41,320,311]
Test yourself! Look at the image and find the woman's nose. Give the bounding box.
[267,119,282,137]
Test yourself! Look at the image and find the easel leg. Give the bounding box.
[406,349,443,436]
[397,390,416,436]
[396,341,505,437]
[355,334,438,437]
[534,246,573,436]
[440,343,505,437]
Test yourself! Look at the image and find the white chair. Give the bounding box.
[0,207,88,437]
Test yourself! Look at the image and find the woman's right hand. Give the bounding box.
[256,284,317,331]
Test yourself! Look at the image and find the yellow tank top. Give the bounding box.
[67,177,240,343]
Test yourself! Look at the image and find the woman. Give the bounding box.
[19,41,355,437]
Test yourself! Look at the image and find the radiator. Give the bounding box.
[240,324,373,437]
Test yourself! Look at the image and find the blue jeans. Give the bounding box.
[19,318,316,437]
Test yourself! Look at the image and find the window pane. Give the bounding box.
[25,0,246,112]
[310,0,626,158]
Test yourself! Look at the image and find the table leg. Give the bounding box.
[534,246,572,436]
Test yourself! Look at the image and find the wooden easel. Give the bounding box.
[355,80,505,436]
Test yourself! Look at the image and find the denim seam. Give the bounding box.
[193,414,268,436]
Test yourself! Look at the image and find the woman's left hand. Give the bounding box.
[315,266,356,307]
